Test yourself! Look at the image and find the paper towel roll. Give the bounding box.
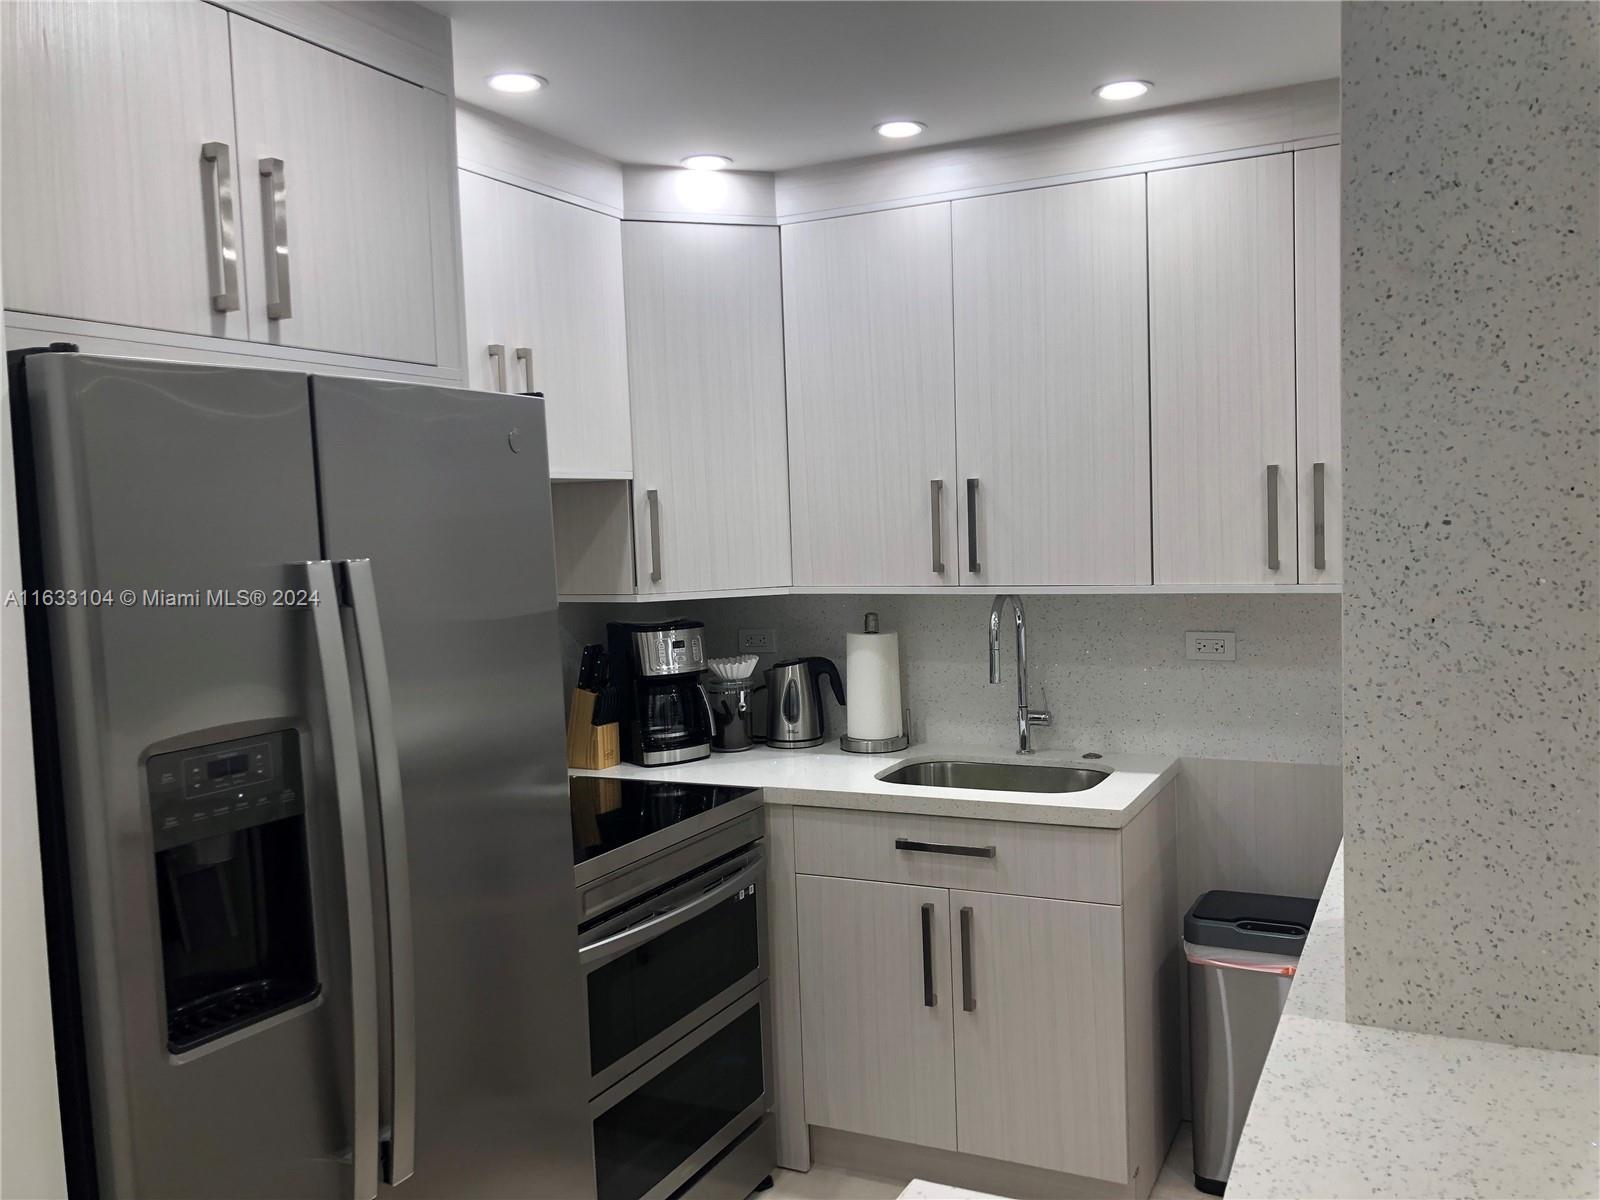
[846,628,904,741]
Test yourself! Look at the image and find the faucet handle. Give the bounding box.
[1028,685,1052,726]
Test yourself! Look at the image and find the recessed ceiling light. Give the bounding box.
[875,120,926,139]
[680,154,732,171]
[488,72,546,94]
[1094,80,1151,101]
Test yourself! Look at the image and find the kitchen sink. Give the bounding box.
[878,759,1110,793]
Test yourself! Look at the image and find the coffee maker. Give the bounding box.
[607,619,713,766]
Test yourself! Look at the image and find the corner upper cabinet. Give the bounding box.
[782,205,958,587]
[623,223,790,594]
[1,0,246,339]
[1294,145,1341,584]
[458,171,632,479]
[952,175,1151,586]
[1149,155,1297,585]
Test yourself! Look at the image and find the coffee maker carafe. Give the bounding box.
[607,619,713,766]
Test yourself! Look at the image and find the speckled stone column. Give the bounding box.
[1342,1,1598,1053]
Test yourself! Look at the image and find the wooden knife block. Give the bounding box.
[566,689,621,770]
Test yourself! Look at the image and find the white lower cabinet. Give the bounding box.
[784,799,1178,1193]
[796,877,1126,1181]
[796,877,957,1150]
[948,890,1127,1181]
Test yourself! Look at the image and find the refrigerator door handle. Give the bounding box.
[342,558,416,1187]
[306,560,381,1200]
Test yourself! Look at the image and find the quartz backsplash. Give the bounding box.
[560,592,1340,765]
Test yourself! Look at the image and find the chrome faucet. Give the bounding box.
[988,594,1052,754]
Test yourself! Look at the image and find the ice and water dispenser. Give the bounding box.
[146,729,320,1051]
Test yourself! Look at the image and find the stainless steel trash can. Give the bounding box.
[1185,891,1317,1196]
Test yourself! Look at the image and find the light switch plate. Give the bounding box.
[738,628,777,654]
[1186,631,1236,661]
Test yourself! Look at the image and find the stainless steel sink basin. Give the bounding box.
[878,759,1110,793]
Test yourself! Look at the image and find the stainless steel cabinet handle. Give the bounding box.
[920,903,936,1007]
[343,560,414,1187]
[579,857,764,968]
[959,906,976,1013]
[646,489,662,583]
[966,478,981,575]
[929,480,945,575]
[486,345,507,393]
[1266,463,1281,572]
[895,837,996,859]
[305,561,379,1200]
[199,142,239,312]
[1313,462,1327,571]
[515,346,534,393]
[258,157,292,319]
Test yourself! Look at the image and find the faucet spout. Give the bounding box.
[986,595,1051,753]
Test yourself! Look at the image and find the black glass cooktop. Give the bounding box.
[571,777,759,867]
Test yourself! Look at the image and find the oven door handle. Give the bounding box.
[579,858,764,969]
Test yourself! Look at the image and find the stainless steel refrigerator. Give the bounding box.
[10,350,594,1200]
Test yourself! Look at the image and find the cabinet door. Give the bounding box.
[1295,146,1341,583]
[517,190,633,480]
[953,175,1151,585]
[782,205,958,586]
[796,876,956,1150]
[1149,155,1297,584]
[624,223,790,593]
[230,15,439,364]
[459,170,522,390]
[2,1,246,338]
[950,890,1127,1182]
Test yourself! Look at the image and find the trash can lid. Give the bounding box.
[1183,890,1318,956]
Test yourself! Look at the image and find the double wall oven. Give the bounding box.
[572,778,775,1200]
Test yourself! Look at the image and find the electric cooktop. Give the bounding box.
[570,776,761,884]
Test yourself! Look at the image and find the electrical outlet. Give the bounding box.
[738,628,777,654]
[1186,631,1236,661]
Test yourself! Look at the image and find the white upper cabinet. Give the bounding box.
[1295,145,1342,584]
[952,175,1151,586]
[458,172,632,479]
[624,223,790,594]
[1148,155,1297,585]
[782,204,958,587]
[229,15,440,364]
[3,2,460,371]
[2,1,246,339]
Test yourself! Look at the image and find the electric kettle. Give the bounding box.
[764,657,846,749]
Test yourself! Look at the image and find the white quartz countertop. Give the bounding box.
[571,742,1177,829]
[1227,844,1600,1200]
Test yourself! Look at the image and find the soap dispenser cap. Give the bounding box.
[863,611,880,634]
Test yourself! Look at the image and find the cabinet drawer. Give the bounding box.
[791,807,1119,905]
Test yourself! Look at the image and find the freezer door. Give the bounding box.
[16,353,372,1199]
[310,377,595,1199]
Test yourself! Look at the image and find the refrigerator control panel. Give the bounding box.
[147,730,304,851]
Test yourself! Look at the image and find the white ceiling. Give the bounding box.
[437,2,1339,173]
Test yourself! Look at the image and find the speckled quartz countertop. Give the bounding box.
[571,742,1177,829]
[1228,845,1600,1200]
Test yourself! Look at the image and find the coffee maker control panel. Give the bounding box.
[633,627,706,676]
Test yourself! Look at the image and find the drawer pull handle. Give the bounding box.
[920,903,936,1008]
[894,837,995,859]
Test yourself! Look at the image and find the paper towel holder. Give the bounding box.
[840,611,911,754]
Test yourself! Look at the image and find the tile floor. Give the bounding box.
[766,1124,1207,1200]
